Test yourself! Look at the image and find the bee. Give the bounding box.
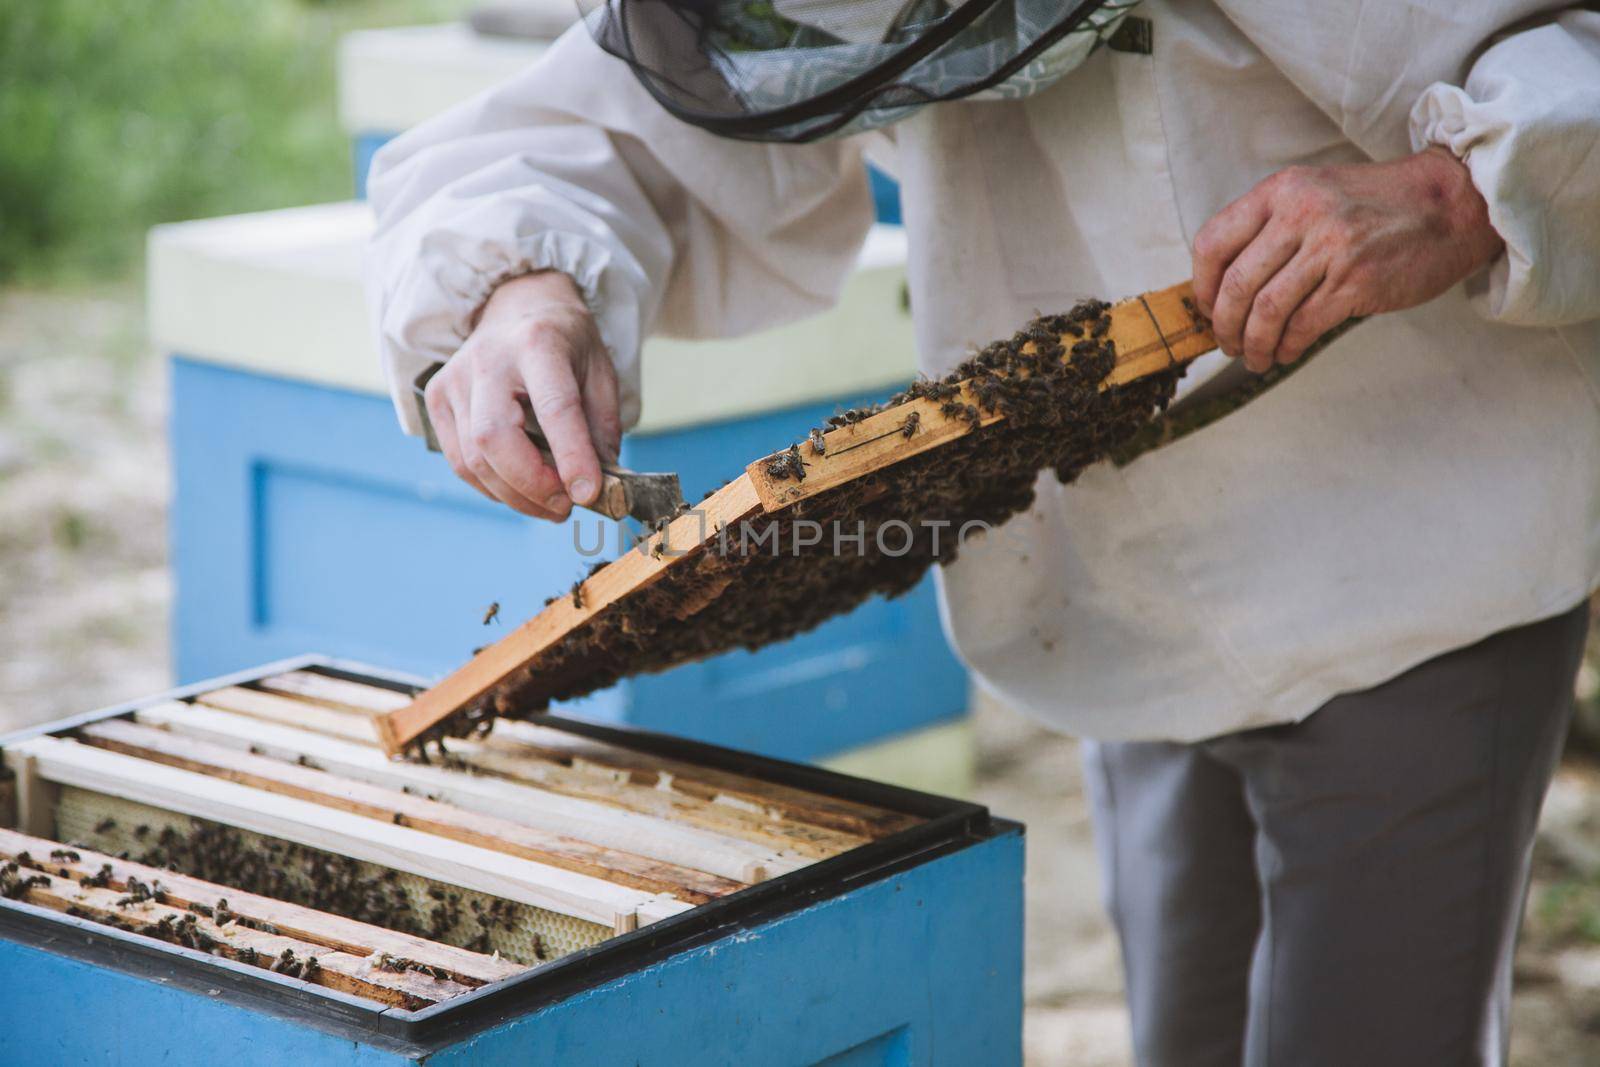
[807,427,826,455]
[764,443,807,482]
[972,379,1006,414]
[481,602,500,626]
[94,819,117,834]
[571,581,585,610]
[900,411,921,439]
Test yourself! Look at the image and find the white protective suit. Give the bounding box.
[367,1,1600,742]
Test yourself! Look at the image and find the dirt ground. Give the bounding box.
[3,285,1599,1064]
[0,286,169,731]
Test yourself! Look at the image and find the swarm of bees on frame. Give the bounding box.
[0,860,51,900]
[48,816,546,966]
[432,297,1184,734]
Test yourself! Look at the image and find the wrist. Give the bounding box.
[1409,145,1503,270]
[475,270,586,329]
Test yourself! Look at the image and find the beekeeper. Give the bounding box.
[365,3,1600,1063]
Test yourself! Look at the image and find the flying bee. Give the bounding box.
[481,602,500,626]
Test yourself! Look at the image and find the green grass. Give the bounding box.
[1535,875,1600,946]
[0,0,469,285]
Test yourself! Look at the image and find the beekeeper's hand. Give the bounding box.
[1191,146,1504,373]
[423,271,622,520]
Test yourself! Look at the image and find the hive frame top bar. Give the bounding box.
[377,281,1217,753]
[0,656,998,1055]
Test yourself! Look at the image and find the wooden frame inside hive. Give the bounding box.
[0,662,931,1013]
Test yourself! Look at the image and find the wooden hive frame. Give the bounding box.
[0,829,503,1009]
[375,281,1219,754]
[0,667,929,1010]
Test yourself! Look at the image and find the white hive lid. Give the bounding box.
[338,22,553,136]
[148,203,917,433]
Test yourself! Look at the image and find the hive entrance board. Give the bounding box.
[0,664,932,1016]
[376,281,1219,754]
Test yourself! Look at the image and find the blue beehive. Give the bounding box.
[0,660,1023,1065]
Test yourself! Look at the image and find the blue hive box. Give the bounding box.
[0,658,1022,1066]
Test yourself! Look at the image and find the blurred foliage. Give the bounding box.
[0,0,467,284]
[1535,875,1600,946]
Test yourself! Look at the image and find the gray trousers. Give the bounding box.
[1083,602,1589,1067]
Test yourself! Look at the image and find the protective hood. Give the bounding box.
[582,0,1141,142]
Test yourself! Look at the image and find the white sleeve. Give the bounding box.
[1410,11,1600,327]
[365,25,875,436]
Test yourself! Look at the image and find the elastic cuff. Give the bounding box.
[434,230,617,357]
[416,229,645,429]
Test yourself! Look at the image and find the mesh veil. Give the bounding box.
[581,0,1140,142]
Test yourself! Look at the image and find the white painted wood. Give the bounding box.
[192,687,380,744]
[637,895,697,926]
[2,750,58,838]
[10,735,654,930]
[255,671,412,715]
[147,202,914,433]
[337,23,554,137]
[134,703,804,882]
[819,717,977,799]
[423,735,866,860]
[147,203,384,396]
